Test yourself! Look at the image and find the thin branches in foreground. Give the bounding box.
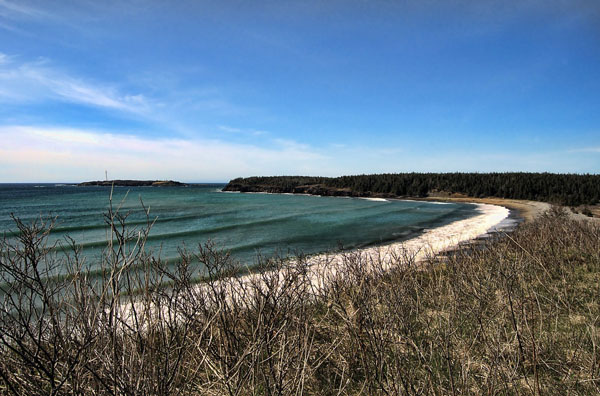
[0,206,599,395]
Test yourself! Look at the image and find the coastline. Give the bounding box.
[120,200,512,321]
[417,195,550,223]
[219,201,513,296]
[304,202,510,275]
[217,190,519,273]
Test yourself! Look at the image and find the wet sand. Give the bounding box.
[304,202,510,279]
[419,196,550,223]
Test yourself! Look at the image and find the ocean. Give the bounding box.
[0,183,479,276]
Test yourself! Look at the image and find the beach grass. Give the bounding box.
[0,206,599,395]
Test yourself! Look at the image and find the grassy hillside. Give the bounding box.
[1,208,599,395]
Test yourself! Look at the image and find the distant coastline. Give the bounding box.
[222,176,535,221]
[223,173,600,221]
[78,179,188,187]
[223,173,600,207]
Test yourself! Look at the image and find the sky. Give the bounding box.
[0,0,599,182]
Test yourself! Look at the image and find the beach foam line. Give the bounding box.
[359,197,388,202]
[235,203,509,298]
[298,202,509,282]
[117,202,510,324]
[207,202,509,289]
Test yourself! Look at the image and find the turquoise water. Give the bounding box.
[0,183,478,274]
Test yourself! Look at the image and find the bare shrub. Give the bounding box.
[1,205,599,395]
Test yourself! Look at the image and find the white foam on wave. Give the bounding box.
[397,199,451,205]
[360,197,388,202]
[292,193,322,197]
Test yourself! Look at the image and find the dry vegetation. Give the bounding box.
[1,205,599,395]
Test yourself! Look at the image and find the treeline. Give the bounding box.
[225,173,600,206]
[225,176,328,193]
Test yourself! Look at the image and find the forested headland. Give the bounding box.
[224,172,600,206]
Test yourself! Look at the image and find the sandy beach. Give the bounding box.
[193,202,513,302]
[420,196,599,223]
[419,196,550,223]
[295,202,510,287]
[121,201,512,316]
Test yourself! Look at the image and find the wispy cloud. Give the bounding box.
[0,125,329,182]
[569,147,600,153]
[0,0,46,18]
[0,54,151,114]
[0,52,261,134]
[218,125,267,137]
[1,124,596,182]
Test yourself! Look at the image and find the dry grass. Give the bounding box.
[0,205,599,395]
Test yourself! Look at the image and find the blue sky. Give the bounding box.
[1,0,599,182]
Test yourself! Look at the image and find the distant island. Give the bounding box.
[78,180,188,187]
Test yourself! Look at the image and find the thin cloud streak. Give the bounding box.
[218,125,267,136]
[0,0,46,18]
[569,147,600,153]
[0,55,151,114]
[0,53,257,132]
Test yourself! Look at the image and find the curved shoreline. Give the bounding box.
[198,202,512,302]
[417,196,550,223]
[302,202,510,276]
[221,202,512,295]
[218,190,513,271]
[120,202,511,319]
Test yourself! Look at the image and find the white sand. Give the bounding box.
[210,202,510,298]
[373,202,509,264]
[290,202,509,288]
[118,202,510,321]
